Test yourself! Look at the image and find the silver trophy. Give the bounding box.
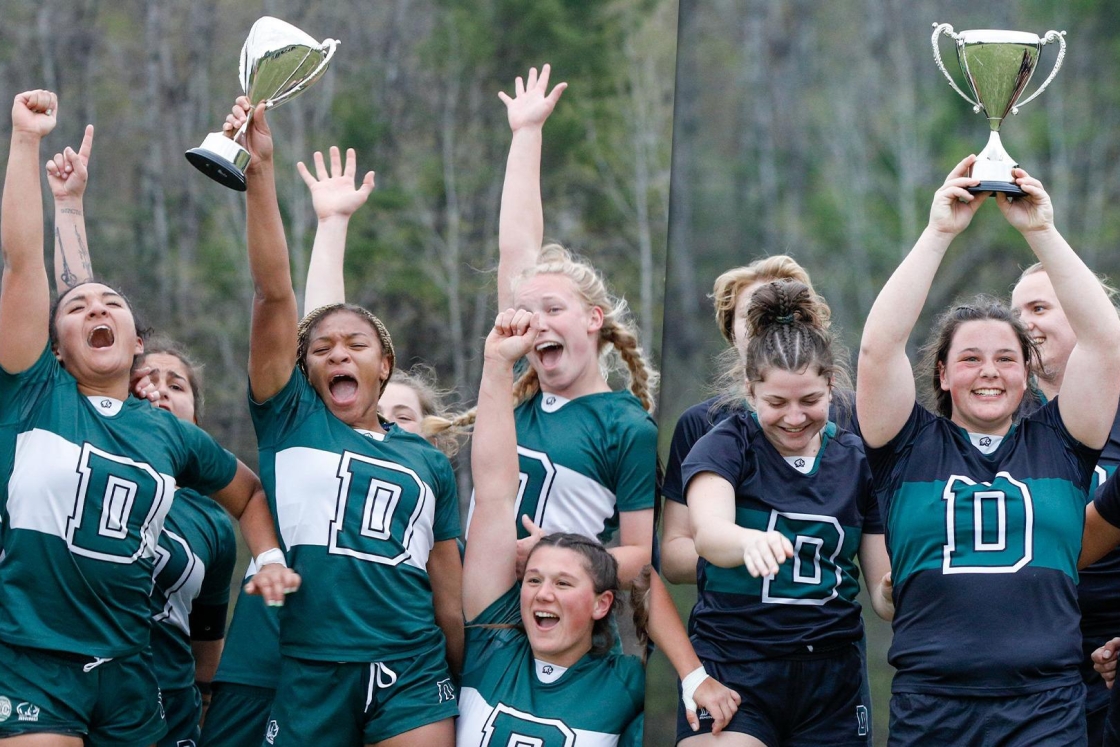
[186,17,339,191]
[932,23,1065,196]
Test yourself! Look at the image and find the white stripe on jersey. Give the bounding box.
[273,446,437,571]
[457,687,620,747]
[539,464,616,539]
[8,429,176,551]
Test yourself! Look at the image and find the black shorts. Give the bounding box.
[889,683,1086,747]
[676,644,870,747]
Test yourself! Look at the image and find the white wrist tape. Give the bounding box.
[681,665,710,712]
[255,548,287,569]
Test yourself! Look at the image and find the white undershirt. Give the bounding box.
[87,396,123,417]
[968,432,1004,455]
[534,658,568,683]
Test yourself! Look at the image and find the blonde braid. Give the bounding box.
[511,366,541,407]
[600,317,658,413]
[422,407,478,439]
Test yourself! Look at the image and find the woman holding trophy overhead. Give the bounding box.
[229,92,463,747]
[857,156,1120,744]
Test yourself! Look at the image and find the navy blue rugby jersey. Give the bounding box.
[867,400,1098,696]
[664,391,859,507]
[681,412,881,663]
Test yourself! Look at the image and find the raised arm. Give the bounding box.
[998,171,1120,447]
[298,146,375,313]
[496,64,567,309]
[0,91,56,374]
[857,156,987,447]
[227,98,299,401]
[463,309,540,620]
[46,124,94,293]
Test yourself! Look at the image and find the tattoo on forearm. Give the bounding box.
[60,207,82,216]
[56,225,91,289]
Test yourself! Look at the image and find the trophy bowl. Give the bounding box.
[932,23,1066,196]
[186,17,339,191]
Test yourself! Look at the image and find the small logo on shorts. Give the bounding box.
[176,741,196,747]
[265,720,279,744]
[16,703,39,722]
[697,708,712,721]
[436,678,456,703]
[856,704,868,736]
[0,697,11,722]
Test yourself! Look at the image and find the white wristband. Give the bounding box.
[255,548,287,570]
[681,665,710,713]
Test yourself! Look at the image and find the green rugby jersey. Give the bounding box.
[470,390,656,543]
[150,488,236,691]
[250,369,460,661]
[457,586,644,747]
[0,346,237,658]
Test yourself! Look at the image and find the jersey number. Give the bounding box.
[515,447,557,538]
[761,511,844,606]
[328,452,427,565]
[942,472,1033,574]
[67,444,171,563]
[482,704,575,747]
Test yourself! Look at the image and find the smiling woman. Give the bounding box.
[856,160,1120,744]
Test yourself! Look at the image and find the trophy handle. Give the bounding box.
[1011,30,1067,114]
[931,23,982,114]
[265,39,340,110]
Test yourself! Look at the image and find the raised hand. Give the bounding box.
[928,154,989,237]
[741,529,794,578]
[12,89,58,138]
[297,146,375,221]
[515,514,548,580]
[484,308,542,363]
[129,365,161,405]
[46,124,94,201]
[497,64,567,133]
[997,168,1055,234]
[223,97,273,164]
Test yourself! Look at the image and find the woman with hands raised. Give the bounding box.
[458,307,645,746]
[857,156,1120,744]
[0,90,296,747]
[231,96,462,747]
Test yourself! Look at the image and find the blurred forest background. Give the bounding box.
[0,0,676,511]
[650,0,1120,744]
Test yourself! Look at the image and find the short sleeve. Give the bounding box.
[613,407,658,514]
[663,402,720,506]
[0,345,60,426]
[430,450,462,542]
[197,506,237,607]
[463,584,524,676]
[248,367,313,449]
[681,414,753,501]
[174,421,238,497]
[1094,470,1120,529]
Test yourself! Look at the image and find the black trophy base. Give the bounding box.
[968,180,1025,197]
[185,148,247,192]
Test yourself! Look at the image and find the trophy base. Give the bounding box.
[968,181,1026,197]
[185,148,247,191]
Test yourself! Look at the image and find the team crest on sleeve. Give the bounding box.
[436,678,456,703]
[482,704,575,747]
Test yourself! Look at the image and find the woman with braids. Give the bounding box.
[227,98,462,747]
[857,157,1120,744]
[682,279,891,747]
[459,307,644,746]
[433,64,657,586]
[661,255,831,585]
[0,91,297,747]
[201,146,463,747]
